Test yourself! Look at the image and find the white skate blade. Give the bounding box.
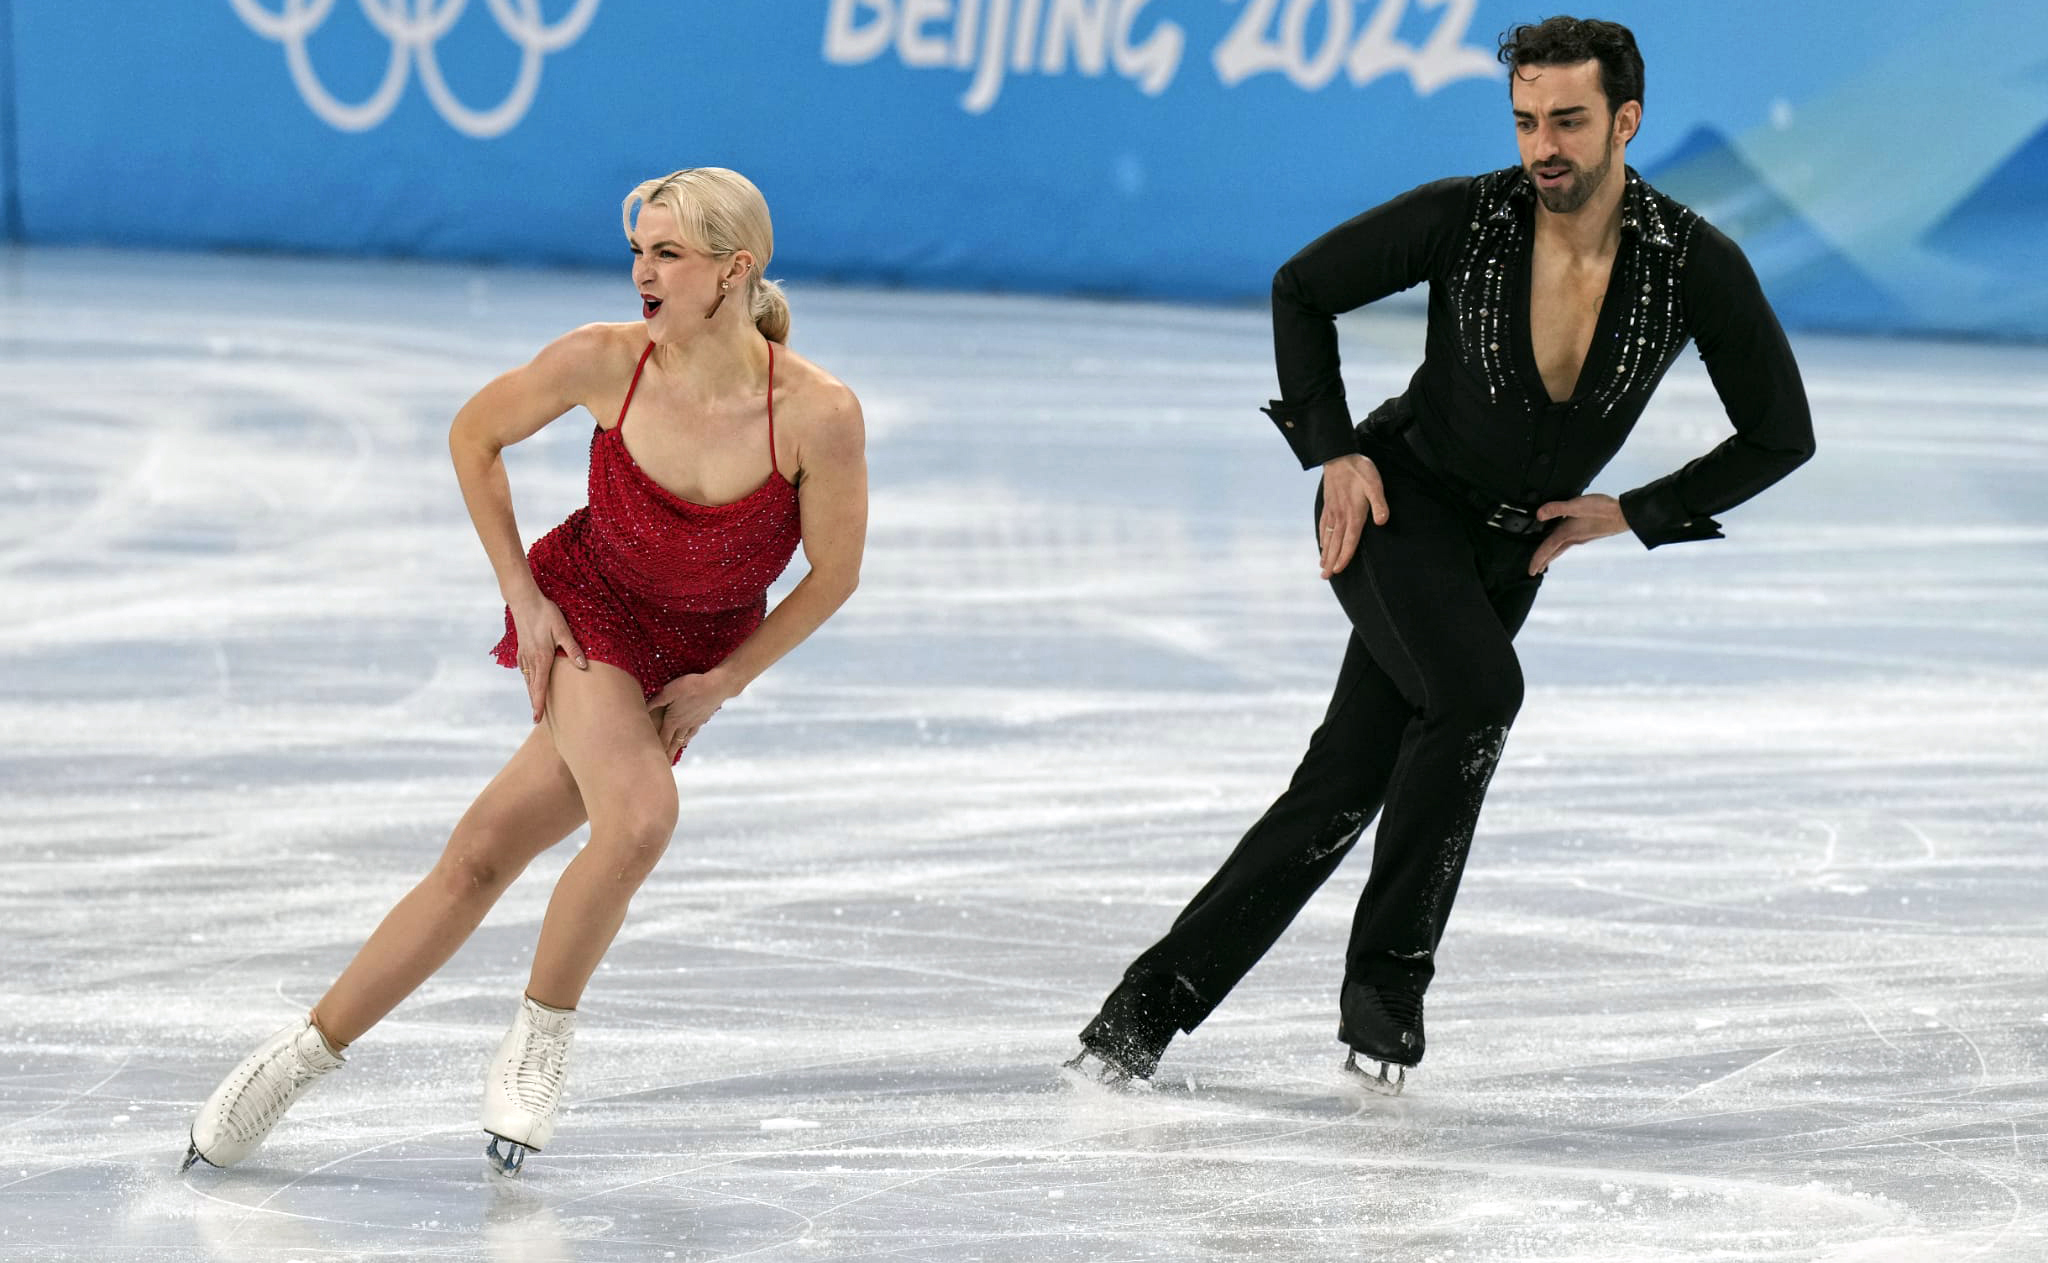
[180,1139,215,1174]
[484,1134,533,1177]
[1341,1050,1407,1096]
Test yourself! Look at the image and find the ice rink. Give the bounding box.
[4,245,2047,1261]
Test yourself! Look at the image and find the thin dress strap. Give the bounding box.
[615,342,656,428]
[765,342,780,479]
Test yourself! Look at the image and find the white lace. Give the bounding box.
[505,1025,570,1115]
[222,1043,322,1144]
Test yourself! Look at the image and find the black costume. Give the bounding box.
[1081,167,1815,1077]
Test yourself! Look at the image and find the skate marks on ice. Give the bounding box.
[3,249,2048,1259]
[109,1050,1942,1261]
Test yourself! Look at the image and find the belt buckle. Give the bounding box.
[1485,503,1538,536]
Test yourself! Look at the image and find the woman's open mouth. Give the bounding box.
[641,295,663,318]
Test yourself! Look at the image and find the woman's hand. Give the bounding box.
[647,670,736,758]
[510,594,587,722]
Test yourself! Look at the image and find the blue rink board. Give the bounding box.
[9,0,2046,338]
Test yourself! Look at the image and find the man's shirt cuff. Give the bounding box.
[1261,398,1356,469]
[1619,477,1725,548]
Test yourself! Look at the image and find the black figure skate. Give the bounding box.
[1065,976,1179,1087]
[1337,980,1423,1096]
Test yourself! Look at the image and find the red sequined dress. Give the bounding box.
[491,341,802,706]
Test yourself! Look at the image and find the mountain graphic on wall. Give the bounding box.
[1640,126,1908,330]
[1920,122,2048,275]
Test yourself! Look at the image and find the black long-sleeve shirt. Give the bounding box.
[1261,167,1814,547]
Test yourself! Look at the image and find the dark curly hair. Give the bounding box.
[1496,16,1644,116]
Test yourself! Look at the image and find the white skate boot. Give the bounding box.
[481,995,575,1176]
[183,1019,345,1171]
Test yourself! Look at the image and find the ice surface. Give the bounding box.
[2,245,2046,1261]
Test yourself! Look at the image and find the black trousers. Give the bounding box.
[1124,437,1545,1028]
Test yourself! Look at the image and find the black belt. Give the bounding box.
[1397,429,1550,539]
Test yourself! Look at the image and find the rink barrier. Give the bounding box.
[1,0,20,241]
[8,1,2046,338]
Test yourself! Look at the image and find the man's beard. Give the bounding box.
[1530,137,1614,214]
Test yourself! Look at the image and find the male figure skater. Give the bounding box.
[1070,17,1814,1092]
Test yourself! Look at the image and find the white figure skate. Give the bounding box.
[481,995,575,1176]
[183,1019,344,1171]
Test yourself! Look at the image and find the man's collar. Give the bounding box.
[1490,170,1530,222]
[1618,168,1679,250]
[1492,165,1677,251]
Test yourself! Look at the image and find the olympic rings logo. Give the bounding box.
[228,0,601,137]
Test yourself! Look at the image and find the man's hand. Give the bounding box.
[1528,493,1629,575]
[1319,453,1389,578]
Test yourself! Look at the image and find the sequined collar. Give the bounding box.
[1489,166,1680,251]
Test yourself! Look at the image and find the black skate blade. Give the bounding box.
[483,1134,531,1177]
[1060,1048,1146,1091]
[1341,1050,1407,1096]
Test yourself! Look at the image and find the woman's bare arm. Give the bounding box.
[650,378,868,749]
[448,324,623,719]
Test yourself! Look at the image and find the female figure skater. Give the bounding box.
[183,168,867,1176]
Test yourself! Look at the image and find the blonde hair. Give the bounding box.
[622,167,789,344]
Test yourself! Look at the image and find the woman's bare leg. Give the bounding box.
[309,725,588,1047]
[524,660,679,1010]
